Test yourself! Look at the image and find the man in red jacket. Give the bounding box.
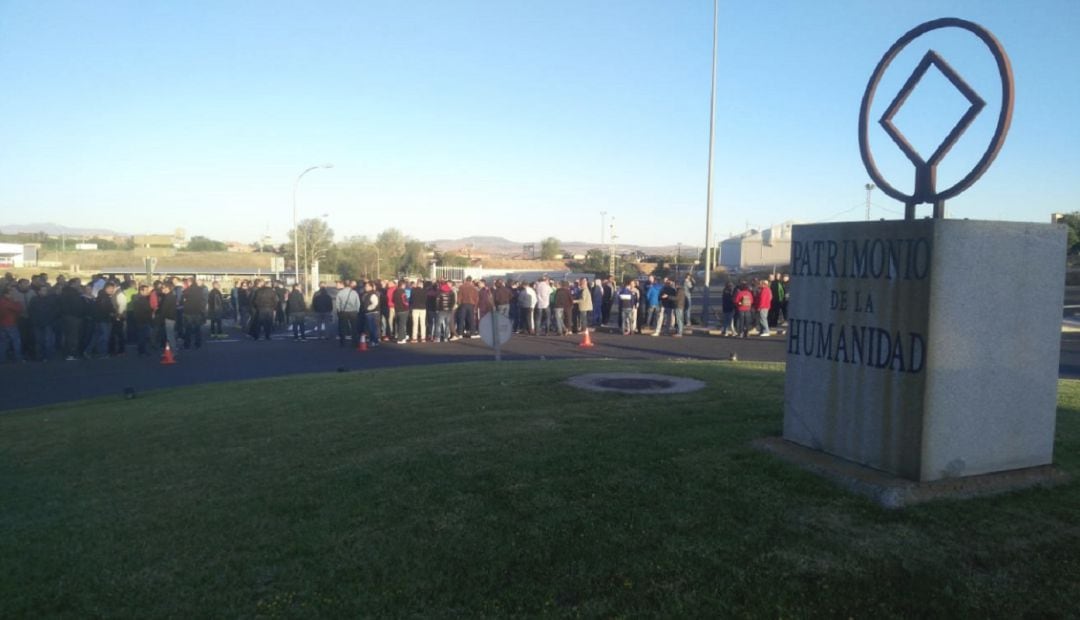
[0,287,25,362]
[755,280,773,337]
[733,282,754,338]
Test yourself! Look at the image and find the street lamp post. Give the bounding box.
[701,0,719,327]
[292,163,333,294]
[865,183,876,221]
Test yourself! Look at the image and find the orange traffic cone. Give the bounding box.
[357,336,368,352]
[161,342,177,365]
[579,327,595,348]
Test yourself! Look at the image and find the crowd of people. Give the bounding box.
[0,270,790,363]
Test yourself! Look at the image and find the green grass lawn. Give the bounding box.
[2,360,1078,617]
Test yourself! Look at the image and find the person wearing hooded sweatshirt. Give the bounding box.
[755,279,773,337]
[733,282,754,338]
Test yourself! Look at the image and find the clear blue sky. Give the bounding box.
[1,0,1077,247]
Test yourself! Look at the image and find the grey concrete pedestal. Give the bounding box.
[782,219,1066,483]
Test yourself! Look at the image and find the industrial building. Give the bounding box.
[718,222,795,271]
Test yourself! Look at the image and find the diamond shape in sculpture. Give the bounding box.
[879,50,986,168]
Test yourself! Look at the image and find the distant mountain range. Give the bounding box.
[428,236,700,258]
[0,222,126,237]
[2,225,699,258]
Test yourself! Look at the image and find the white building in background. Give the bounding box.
[0,243,25,268]
[719,221,796,271]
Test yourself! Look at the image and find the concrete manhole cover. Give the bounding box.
[566,373,706,395]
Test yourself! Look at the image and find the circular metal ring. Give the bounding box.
[858,18,1014,206]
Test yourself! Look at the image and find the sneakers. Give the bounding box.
[759,332,771,337]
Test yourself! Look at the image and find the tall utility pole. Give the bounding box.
[600,211,608,246]
[701,0,719,326]
[865,183,876,221]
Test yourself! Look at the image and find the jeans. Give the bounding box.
[314,312,332,338]
[434,311,451,341]
[108,318,125,355]
[136,323,153,355]
[683,293,692,326]
[674,306,685,336]
[291,318,306,338]
[496,304,509,318]
[34,324,56,360]
[184,314,204,348]
[254,310,274,340]
[84,321,110,358]
[646,306,661,330]
[735,310,752,336]
[209,313,224,336]
[621,308,634,334]
[63,316,82,357]
[458,304,476,336]
[758,309,770,334]
[553,308,566,335]
[395,311,409,340]
[722,311,734,334]
[518,307,534,333]
[337,311,357,343]
[163,319,179,351]
[365,312,381,344]
[0,325,22,362]
[536,307,551,334]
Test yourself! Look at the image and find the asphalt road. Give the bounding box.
[5,310,1076,412]
[0,325,789,412]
